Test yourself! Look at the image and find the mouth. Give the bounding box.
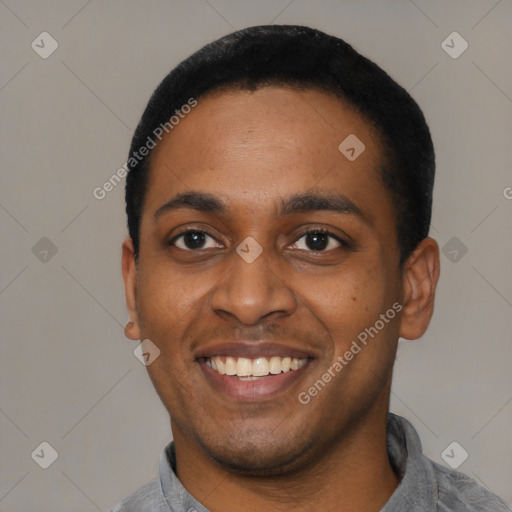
[196,355,314,401]
[204,355,308,377]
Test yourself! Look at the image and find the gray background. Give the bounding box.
[1,0,511,510]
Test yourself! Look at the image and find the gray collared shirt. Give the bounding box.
[111,413,511,511]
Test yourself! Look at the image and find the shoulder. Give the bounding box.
[431,459,511,512]
[110,478,169,512]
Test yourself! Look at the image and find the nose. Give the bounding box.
[209,243,297,325]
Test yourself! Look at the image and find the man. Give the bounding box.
[114,25,511,511]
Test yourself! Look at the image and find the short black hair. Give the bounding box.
[126,24,435,265]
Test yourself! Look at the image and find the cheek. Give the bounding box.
[136,267,215,345]
[136,272,207,394]
[304,262,388,344]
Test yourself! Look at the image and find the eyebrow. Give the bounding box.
[153,191,370,225]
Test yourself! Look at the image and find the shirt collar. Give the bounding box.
[158,441,209,512]
[381,412,438,511]
[158,412,438,511]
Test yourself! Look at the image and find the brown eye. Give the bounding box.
[170,230,221,251]
[291,229,345,252]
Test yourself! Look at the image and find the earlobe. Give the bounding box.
[398,237,440,340]
[121,237,141,340]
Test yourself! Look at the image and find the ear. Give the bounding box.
[121,237,141,340]
[399,237,440,340]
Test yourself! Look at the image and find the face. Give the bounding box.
[122,86,438,476]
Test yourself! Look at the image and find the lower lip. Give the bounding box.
[198,359,313,402]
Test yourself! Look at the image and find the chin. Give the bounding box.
[198,429,313,476]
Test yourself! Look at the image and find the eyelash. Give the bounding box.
[169,227,349,252]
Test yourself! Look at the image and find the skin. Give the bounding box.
[122,86,440,512]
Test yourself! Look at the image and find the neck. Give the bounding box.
[171,402,399,512]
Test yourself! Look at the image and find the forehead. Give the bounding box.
[144,86,392,228]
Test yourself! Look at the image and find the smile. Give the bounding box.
[197,355,314,401]
[203,356,308,379]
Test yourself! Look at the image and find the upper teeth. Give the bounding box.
[205,356,308,377]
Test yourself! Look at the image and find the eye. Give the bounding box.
[290,228,345,252]
[169,228,348,253]
[169,230,222,251]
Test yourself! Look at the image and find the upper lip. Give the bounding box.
[194,341,315,360]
